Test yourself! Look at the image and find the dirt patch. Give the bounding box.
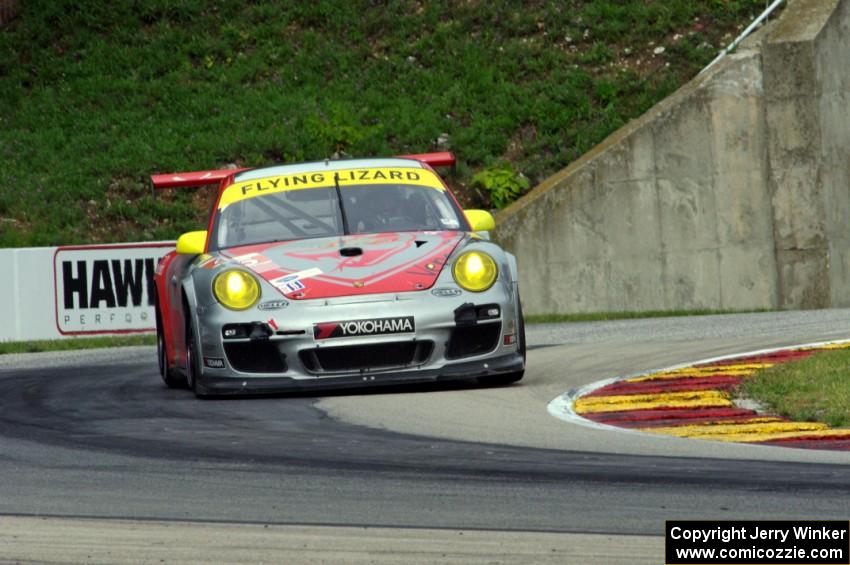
[0,0,20,27]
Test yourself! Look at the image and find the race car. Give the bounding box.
[152,152,525,397]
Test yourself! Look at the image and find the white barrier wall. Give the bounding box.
[0,242,174,342]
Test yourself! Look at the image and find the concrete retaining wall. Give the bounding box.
[494,0,850,315]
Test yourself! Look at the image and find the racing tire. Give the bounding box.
[157,314,185,389]
[479,297,526,386]
[185,317,203,397]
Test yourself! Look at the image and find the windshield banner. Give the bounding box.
[219,167,445,207]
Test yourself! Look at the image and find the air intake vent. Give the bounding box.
[446,322,501,359]
[224,342,287,373]
[300,341,434,373]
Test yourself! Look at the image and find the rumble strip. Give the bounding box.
[548,341,850,451]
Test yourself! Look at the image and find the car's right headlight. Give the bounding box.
[213,269,261,310]
[452,251,498,292]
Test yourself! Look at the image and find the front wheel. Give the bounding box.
[158,315,185,389]
[185,318,202,396]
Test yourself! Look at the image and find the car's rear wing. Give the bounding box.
[150,152,456,193]
[150,168,249,190]
[397,151,456,168]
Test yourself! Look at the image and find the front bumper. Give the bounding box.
[192,284,522,395]
[197,352,524,395]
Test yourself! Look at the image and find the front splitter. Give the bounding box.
[198,353,524,396]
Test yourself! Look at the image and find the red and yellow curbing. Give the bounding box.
[571,343,850,451]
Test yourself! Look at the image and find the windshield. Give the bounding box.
[213,183,466,250]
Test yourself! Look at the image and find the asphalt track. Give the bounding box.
[2,310,850,563]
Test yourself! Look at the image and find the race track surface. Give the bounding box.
[2,309,850,563]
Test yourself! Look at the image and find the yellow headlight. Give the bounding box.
[213,270,260,310]
[452,251,498,292]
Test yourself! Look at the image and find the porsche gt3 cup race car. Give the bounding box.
[152,152,525,397]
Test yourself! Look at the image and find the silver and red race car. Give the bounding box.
[152,152,525,397]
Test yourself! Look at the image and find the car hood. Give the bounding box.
[219,231,466,300]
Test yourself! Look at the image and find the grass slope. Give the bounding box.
[1,0,768,246]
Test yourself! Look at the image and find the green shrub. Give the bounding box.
[471,164,530,209]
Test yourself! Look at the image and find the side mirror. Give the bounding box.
[464,209,496,232]
[176,231,207,255]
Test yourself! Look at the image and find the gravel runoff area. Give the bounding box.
[2,309,849,371]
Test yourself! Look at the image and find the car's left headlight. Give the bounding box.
[453,251,498,292]
[213,269,261,310]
